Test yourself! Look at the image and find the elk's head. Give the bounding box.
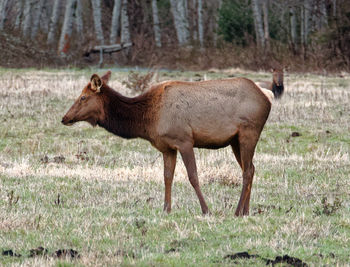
[61,71,111,126]
[272,68,284,86]
[271,68,284,98]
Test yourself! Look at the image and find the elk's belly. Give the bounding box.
[191,126,238,149]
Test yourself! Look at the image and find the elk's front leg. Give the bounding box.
[163,149,177,213]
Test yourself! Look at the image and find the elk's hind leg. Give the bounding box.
[163,149,177,213]
[234,130,259,216]
[179,143,209,214]
[231,135,242,170]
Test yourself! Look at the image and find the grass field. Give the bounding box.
[0,68,349,266]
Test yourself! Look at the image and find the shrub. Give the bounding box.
[122,70,155,94]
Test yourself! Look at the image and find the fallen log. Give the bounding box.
[83,42,133,66]
[88,42,133,55]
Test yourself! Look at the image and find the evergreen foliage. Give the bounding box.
[218,0,254,45]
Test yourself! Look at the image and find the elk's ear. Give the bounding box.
[90,74,102,92]
[101,71,112,84]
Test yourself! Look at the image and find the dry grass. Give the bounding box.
[0,68,349,266]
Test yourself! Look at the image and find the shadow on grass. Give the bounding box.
[2,247,80,259]
[224,251,308,267]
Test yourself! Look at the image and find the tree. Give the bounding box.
[251,0,265,49]
[47,0,61,45]
[262,0,270,49]
[289,5,297,53]
[14,0,24,30]
[91,0,104,44]
[318,0,328,29]
[120,0,131,44]
[332,0,337,17]
[300,0,311,56]
[22,0,35,38]
[151,0,162,47]
[58,0,77,55]
[110,0,122,44]
[75,0,84,41]
[197,0,204,47]
[0,0,9,30]
[169,0,190,46]
[39,1,51,34]
[213,0,223,46]
[304,0,311,44]
[31,0,45,39]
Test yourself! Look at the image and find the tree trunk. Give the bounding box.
[31,0,45,39]
[197,0,204,47]
[14,0,24,30]
[0,0,9,30]
[151,0,162,47]
[110,0,121,44]
[91,0,104,44]
[169,0,190,46]
[213,0,222,46]
[47,0,61,45]
[39,1,51,34]
[300,3,306,58]
[192,0,198,41]
[22,0,34,38]
[304,0,311,45]
[289,6,297,53]
[75,0,84,40]
[251,0,265,49]
[58,0,77,55]
[332,0,337,17]
[319,0,328,28]
[300,4,304,43]
[120,0,131,44]
[262,0,269,50]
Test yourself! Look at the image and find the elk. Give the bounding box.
[255,68,284,99]
[62,71,284,216]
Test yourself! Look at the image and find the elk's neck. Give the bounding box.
[271,82,284,98]
[98,87,153,140]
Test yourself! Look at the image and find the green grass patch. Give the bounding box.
[1,69,349,266]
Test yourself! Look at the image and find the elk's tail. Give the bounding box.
[272,83,284,99]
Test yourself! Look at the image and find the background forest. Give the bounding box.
[0,0,349,71]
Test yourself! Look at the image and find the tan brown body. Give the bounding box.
[62,72,274,216]
[256,80,273,90]
[152,79,270,150]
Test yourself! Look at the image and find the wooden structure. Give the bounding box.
[84,42,133,66]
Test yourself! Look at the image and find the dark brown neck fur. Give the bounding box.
[271,82,284,99]
[97,85,154,140]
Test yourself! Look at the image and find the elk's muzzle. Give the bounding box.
[61,115,74,125]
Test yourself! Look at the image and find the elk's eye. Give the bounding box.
[81,95,86,101]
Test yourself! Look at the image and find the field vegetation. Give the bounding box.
[0,68,349,266]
